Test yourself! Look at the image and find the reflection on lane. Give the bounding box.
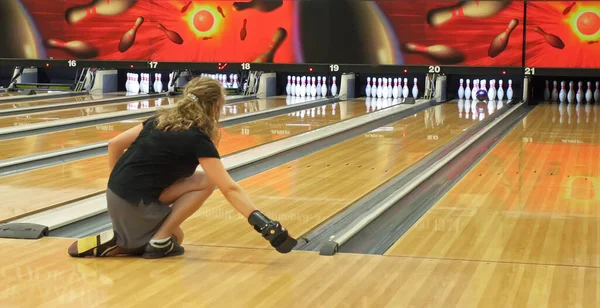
[0,96,182,129]
[0,92,127,110]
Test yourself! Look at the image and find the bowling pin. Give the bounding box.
[311,76,317,97]
[458,78,465,99]
[295,76,301,97]
[157,23,184,44]
[472,79,479,101]
[253,28,287,63]
[563,2,576,15]
[382,78,389,98]
[595,81,600,103]
[291,76,296,96]
[559,81,567,102]
[544,80,550,101]
[497,79,504,100]
[233,0,283,12]
[156,73,163,92]
[153,73,158,92]
[65,0,136,24]
[388,78,393,97]
[286,76,291,95]
[402,78,409,98]
[299,77,305,97]
[134,74,140,93]
[181,1,192,13]
[576,81,583,103]
[533,26,565,49]
[321,77,327,96]
[506,79,513,100]
[392,78,399,99]
[119,16,144,52]
[551,80,558,101]
[398,79,403,98]
[585,81,593,103]
[331,77,338,96]
[402,43,465,64]
[365,77,371,97]
[567,81,575,103]
[488,80,496,101]
[427,0,511,27]
[488,19,519,57]
[44,39,98,59]
[412,78,418,98]
[305,76,311,97]
[465,79,471,99]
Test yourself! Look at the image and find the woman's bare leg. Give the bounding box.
[151,170,214,241]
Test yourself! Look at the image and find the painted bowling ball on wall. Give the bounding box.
[0,1,46,58]
[295,0,403,64]
[476,89,488,101]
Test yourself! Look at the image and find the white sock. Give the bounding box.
[150,237,170,244]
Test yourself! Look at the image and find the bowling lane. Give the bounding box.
[385,103,600,268]
[0,97,394,222]
[175,99,508,250]
[0,95,292,130]
[0,96,361,160]
[0,92,126,111]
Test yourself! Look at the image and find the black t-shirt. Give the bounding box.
[107,116,220,204]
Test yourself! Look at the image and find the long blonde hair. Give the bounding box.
[155,77,225,144]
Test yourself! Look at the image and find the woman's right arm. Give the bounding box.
[107,124,143,171]
[197,157,257,218]
[198,157,297,253]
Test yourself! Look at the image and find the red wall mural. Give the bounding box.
[526,1,600,68]
[8,0,599,69]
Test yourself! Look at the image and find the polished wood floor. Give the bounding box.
[0,97,399,222]
[0,92,125,110]
[387,103,600,269]
[2,101,597,307]
[1,237,598,307]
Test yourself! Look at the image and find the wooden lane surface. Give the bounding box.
[0,97,332,160]
[0,92,126,111]
[0,95,291,129]
[178,100,504,250]
[1,237,598,307]
[386,103,600,268]
[0,97,389,222]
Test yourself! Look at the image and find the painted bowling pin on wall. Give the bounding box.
[426,0,512,27]
[65,0,137,24]
[488,19,519,57]
[119,16,144,52]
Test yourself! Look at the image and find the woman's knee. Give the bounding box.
[189,171,213,191]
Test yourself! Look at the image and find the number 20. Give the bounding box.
[428,66,441,73]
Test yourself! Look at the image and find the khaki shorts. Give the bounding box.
[106,188,172,249]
